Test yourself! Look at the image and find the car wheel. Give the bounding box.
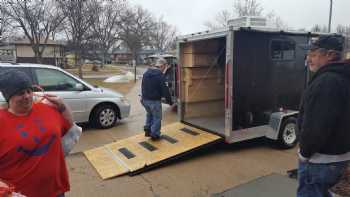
[277,117,298,149]
[91,104,118,129]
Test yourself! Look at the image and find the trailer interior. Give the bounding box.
[179,30,307,136]
[179,38,227,135]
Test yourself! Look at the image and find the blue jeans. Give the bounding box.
[297,160,348,197]
[141,99,162,137]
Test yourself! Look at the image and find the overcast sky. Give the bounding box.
[129,0,350,34]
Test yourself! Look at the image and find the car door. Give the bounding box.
[32,67,89,122]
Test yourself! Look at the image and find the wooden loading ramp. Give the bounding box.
[84,122,223,179]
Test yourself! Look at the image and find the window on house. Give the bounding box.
[0,49,13,56]
[271,39,296,61]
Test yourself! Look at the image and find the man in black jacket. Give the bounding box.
[297,35,350,197]
[141,58,173,140]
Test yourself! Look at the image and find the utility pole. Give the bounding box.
[133,59,136,82]
[0,17,2,40]
[328,0,333,33]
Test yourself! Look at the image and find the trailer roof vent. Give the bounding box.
[227,16,267,28]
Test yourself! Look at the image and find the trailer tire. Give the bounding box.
[277,117,298,149]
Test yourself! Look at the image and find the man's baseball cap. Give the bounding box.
[154,58,167,67]
[309,35,344,51]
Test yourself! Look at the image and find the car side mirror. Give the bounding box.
[75,83,84,91]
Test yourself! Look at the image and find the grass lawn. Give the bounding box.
[65,64,137,95]
[65,64,125,77]
[84,78,136,95]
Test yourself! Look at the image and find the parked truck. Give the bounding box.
[175,17,323,148]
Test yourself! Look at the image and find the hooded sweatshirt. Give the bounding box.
[298,61,350,162]
[141,68,172,105]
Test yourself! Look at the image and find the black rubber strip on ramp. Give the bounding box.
[118,148,135,159]
[139,141,157,152]
[161,135,178,144]
[180,128,199,136]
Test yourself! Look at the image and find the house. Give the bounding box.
[111,48,133,64]
[0,44,16,63]
[137,49,159,64]
[0,38,65,66]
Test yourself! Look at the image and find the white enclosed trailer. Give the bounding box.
[176,18,319,148]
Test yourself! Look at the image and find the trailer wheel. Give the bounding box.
[277,117,298,149]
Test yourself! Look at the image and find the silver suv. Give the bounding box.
[0,63,130,129]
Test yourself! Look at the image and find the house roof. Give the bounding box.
[112,48,132,54]
[11,38,64,46]
[111,48,161,55]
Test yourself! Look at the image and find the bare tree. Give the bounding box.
[119,5,156,63]
[311,24,321,32]
[204,0,266,30]
[204,10,232,30]
[234,0,263,17]
[336,25,350,36]
[1,0,65,63]
[151,16,178,52]
[90,0,126,65]
[266,11,288,29]
[0,5,12,41]
[58,0,95,78]
[311,24,328,33]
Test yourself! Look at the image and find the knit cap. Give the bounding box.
[0,69,33,102]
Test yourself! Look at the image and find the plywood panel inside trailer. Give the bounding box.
[183,100,225,118]
[181,78,224,102]
[182,39,222,53]
[180,37,226,135]
[181,66,225,103]
[182,53,219,67]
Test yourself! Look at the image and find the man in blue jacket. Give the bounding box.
[141,58,173,140]
[297,35,350,197]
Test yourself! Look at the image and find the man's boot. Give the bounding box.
[144,126,151,137]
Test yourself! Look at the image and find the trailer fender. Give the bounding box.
[265,110,298,140]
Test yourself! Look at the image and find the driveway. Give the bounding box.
[65,69,299,197]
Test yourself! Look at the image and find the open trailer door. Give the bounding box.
[226,29,312,146]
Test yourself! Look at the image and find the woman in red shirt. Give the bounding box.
[0,70,74,197]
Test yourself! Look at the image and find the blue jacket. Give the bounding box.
[141,68,172,105]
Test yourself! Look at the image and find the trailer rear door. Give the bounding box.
[231,30,310,130]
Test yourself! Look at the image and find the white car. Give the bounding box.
[0,63,130,129]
